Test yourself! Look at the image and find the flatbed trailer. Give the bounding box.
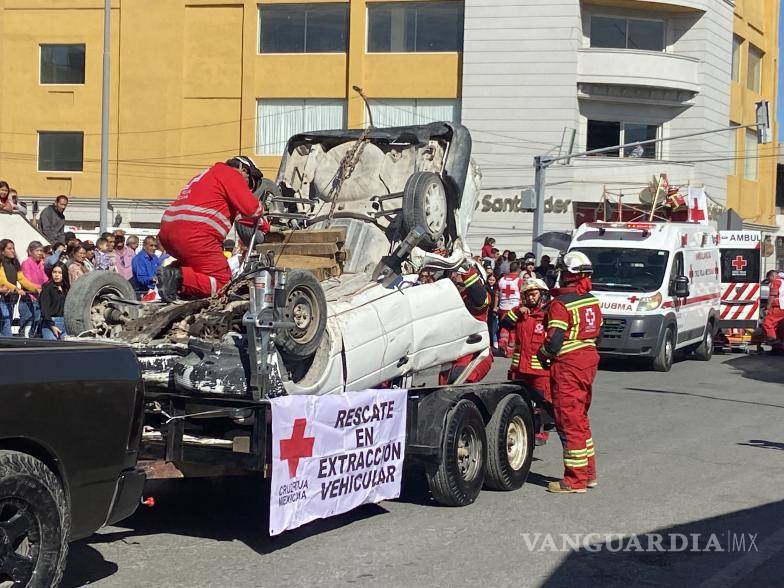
[138,381,546,507]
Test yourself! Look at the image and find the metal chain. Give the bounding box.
[326,127,372,222]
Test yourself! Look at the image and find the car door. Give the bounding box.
[669,251,687,341]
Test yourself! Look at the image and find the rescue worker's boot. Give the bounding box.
[547,480,586,494]
[157,266,182,303]
[587,479,598,489]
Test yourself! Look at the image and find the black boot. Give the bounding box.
[157,266,182,303]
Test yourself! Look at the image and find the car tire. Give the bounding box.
[691,320,714,361]
[427,399,486,506]
[651,325,675,372]
[401,171,448,248]
[0,451,69,588]
[484,395,534,491]
[275,269,327,361]
[64,270,138,337]
[237,179,282,247]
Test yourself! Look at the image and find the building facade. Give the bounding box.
[0,0,464,227]
[461,0,776,253]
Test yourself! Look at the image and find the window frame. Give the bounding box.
[746,43,763,94]
[731,35,743,83]
[365,98,462,127]
[255,98,347,156]
[257,2,350,55]
[37,131,85,173]
[589,14,666,53]
[365,0,465,54]
[585,119,660,159]
[39,43,86,85]
[744,128,758,181]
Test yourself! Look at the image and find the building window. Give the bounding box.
[256,99,346,155]
[590,16,665,52]
[586,120,658,158]
[747,44,763,93]
[367,1,464,53]
[38,132,84,172]
[744,129,758,181]
[728,122,739,175]
[40,44,85,84]
[370,99,460,127]
[259,3,349,53]
[731,35,743,83]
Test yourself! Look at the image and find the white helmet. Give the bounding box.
[522,277,549,294]
[561,251,593,275]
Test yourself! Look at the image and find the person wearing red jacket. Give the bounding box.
[538,251,602,494]
[440,266,494,384]
[157,157,268,301]
[762,270,784,342]
[502,278,551,445]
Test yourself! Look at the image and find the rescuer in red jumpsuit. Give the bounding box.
[440,266,494,385]
[502,278,552,445]
[538,251,602,494]
[762,270,784,342]
[157,157,268,301]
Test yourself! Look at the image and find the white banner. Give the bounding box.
[688,186,709,225]
[269,389,407,536]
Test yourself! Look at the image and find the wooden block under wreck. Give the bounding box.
[274,254,341,281]
[264,228,347,244]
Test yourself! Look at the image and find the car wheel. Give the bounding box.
[401,171,448,248]
[0,451,69,588]
[651,326,675,372]
[237,179,283,247]
[691,320,714,361]
[64,270,138,337]
[484,395,534,491]
[427,400,486,506]
[275,270,327,361]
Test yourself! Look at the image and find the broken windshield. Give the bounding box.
[573,247,669,293]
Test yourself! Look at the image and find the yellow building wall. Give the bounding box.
[727,0,780,225]
[0,0,463,201]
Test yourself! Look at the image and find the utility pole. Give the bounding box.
[530,107,771,257]
[99,0,111,232]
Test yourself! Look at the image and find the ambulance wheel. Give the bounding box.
[427,400,486,506]
[275,270,327,361]
[651,326,675,372]
[401,171,448,249]
[484,395,534,491]
[64,270,138,337]
[690,320,714,361]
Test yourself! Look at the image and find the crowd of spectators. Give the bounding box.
[0,194,169,338]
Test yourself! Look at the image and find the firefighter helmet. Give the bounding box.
[560,251,593,275]
[522,277,549,293]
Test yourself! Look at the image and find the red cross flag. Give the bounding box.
[687,186,709,225]
[269,389,407,536]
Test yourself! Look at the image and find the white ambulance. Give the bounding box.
[717,231,762,329]
[568,221,721,371]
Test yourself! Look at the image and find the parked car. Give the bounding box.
[0,339,145,587]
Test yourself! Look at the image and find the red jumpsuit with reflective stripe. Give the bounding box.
[762,276,784,339]
[540,286,602,490]
[503,305,551,402]
[158,163,265,298]
[440,268,494,385]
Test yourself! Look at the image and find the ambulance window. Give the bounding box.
[672,252,684,278]
[720,248,759,283]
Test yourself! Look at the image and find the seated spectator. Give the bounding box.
[20,241,48,337]
[9,189,26,217]
[0,239,41,336]
[132,236,161,292]
[114,235,134,280]
[67,244,91,284]
[0,182,12,213]
[93,237,116,271]
[40,263,69,340]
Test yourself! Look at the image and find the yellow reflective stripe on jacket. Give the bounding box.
[530,355,543,370]
[463,273,480,288]
[548,319,568,330]
[511,353,521,368]
[558,339,596,356]
[507,309,518,322]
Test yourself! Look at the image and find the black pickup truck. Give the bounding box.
[0,339,145,588]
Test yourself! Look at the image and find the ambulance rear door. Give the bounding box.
[718,231,762,328]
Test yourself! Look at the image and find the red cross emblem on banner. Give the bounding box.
[280,418,315,478]
[690,198,706,222]
[731,256,748,271]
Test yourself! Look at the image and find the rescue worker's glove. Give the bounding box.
[537,349,553,369]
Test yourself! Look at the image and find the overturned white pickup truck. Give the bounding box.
[65,122,491,399]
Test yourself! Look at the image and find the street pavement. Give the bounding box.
[64,352,784,587]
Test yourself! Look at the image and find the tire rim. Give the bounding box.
[506,415,528,470]
[705,330,713,354]
[424,181,447,234]
[456,423,482,481]
[285,286,320,344]
[665,334,673,366]
[0,500,39,587]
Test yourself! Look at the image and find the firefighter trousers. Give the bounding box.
[519,373,552,442]
[159,222,232,298]
[762,308,784,340]
[498,310,517,358]
[550,350,598,489]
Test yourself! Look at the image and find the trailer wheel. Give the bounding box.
[427,400,486,507]
[484,395,534,491]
